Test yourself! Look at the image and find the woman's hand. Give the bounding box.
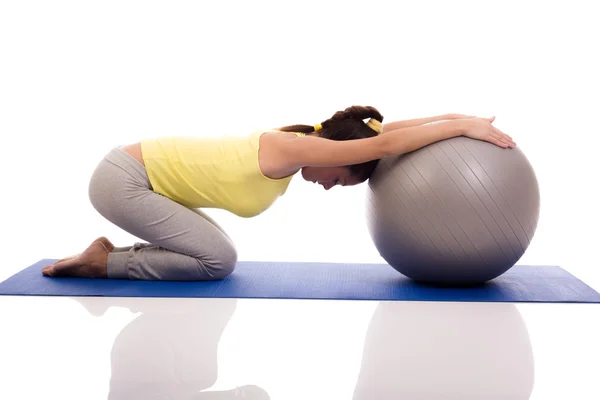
[460,117,516,148]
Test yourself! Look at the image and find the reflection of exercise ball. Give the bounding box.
[353,302,535,399]
[367,137,540,284]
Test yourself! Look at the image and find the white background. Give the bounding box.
[1,1,599,399]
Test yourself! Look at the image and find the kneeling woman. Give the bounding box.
[42,106,514,281]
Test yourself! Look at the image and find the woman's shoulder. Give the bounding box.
[253,129,305,147]
[256,129,305,179]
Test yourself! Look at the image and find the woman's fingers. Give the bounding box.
[492,136,510,148]
[490,132,514,148]
[490,126,516,147]
[493,126,513,140]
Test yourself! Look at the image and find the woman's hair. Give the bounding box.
[278,105,384,182]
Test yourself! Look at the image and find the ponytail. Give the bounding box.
[278,105,384,135]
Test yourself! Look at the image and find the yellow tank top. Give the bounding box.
[140,129,303,218]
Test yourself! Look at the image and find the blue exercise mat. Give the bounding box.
[1,259,599,303]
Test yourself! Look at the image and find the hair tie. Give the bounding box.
[366,118,383,134]
[313,123,322,132]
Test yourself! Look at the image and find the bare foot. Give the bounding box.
[54,237,115,264]
[42,239,110,278]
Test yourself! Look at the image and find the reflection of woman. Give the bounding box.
[74,298,267,399]
[353,302,534,399]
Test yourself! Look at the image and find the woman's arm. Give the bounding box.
[276,117,514,170]
[382,113,474,132]
[381,117,515,157]
[278,120,467,169]
[379,120,467,158]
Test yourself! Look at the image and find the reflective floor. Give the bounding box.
[1,295,598,399]
[2,1,599,399]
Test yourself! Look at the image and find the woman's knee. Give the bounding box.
[216,245,238,279]
[203,244,238,280]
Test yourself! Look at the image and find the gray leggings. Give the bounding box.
[88,147,237,281]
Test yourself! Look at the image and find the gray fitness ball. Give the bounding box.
[367,136,540,285]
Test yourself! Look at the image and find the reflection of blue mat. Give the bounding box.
[1,259,599,303]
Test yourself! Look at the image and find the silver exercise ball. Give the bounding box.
[367,136,540,285]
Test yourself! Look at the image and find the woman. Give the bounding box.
[42,105,515,281]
